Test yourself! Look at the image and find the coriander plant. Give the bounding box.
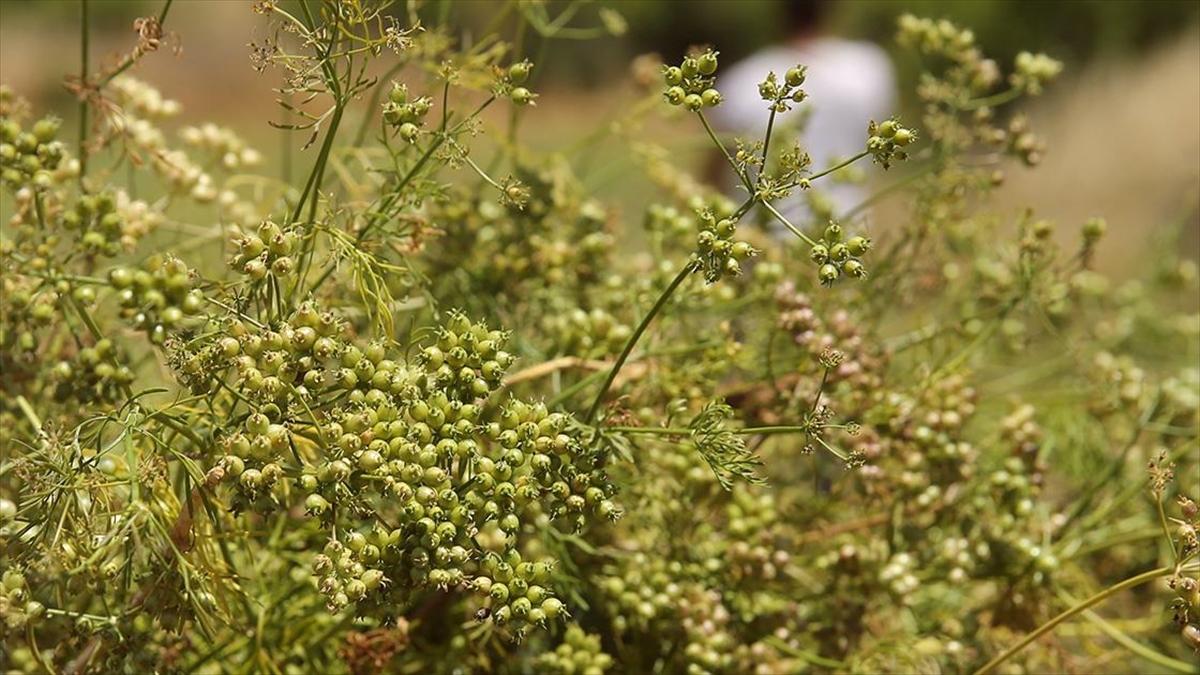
[1,3,1197,674]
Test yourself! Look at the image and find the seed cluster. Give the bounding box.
[383,83,433,143]
[0,571,43,635]
[205,309,620,634]
[50,338,135,406]
[663,49,722,111]
[808,222,872,285]
[866,118,917,169]
[542,307,633,358]
[231,220,300,280]
[537,624,614,674]
[62,192,128,257]
[692,204,757,284]
[757,64,808,112]
[109,256,205,344]
[0,114,67,189]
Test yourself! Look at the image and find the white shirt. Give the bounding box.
[711,38,896,222]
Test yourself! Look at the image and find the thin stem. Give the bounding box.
[1059,591,1198,674]
[808,367,830,416]
[352,61,406,148]
[697,110,753,194]
[741,425,812,436]
[584,262,695,424]
[761,200,817,247]
[290,105,344,225]
[97,0,176,87]
[506,13,527,156]
[764,637,845,669]
[1156,494,1178,560]
[960,87,1020,111]
[974,566,1173,675]
[294,104,345,292]
[838,161,934,221]
[347,95,495,248]
[807,150,869,183]
[757,108,777,183]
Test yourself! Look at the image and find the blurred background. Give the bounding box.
[1,0,1197,275]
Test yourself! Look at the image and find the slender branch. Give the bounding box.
[761,200,817,247]
[585,262,695,424]
[697,110,753,194]
[806,150,869,183]
[757,108,777,183]
[352,63,405,148]
[960,87,1020,111]
[607,426,690,436]
[1156,493,1179,560]
[974,566,1173,675]
[293,104,346,291]
[838,161,934,221]
[97,0,176,88]
[1059,591,1197,674]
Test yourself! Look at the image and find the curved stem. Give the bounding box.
[584,262,694,424]
[1059,590,1198,674]
[974,566,1173,675]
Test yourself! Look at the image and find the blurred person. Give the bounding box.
[709,0,896,227]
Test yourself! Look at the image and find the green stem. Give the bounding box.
[1156,493,1178,560]
[1059,395,1159,535]
[697,110,753,194]
[1059,591,1198,673]
[584,262,695,424]
[761,200,817,247]
[290,105,344,225]
[764,637,845,669]
[294,104,345,292]
[608,426,690,436]
[352,61,406,148]
[757,108,777,183]
[807,150,869,183]
[97,0,175,87]
[974,566,1173,675]
[960,87,1020,111]
[839,161,934,221]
